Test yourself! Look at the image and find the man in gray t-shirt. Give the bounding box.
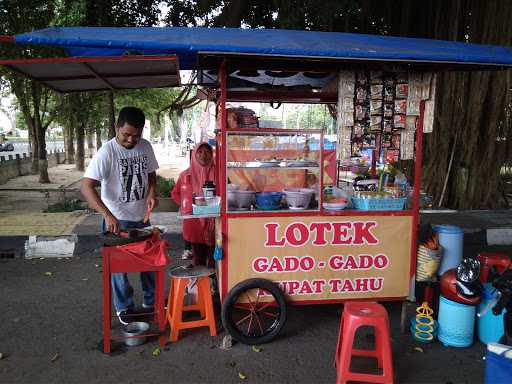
[81,106,159,325]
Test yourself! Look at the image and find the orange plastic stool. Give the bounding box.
[335,302,394,384]
[166,266,217,342]
[102,236,168,353]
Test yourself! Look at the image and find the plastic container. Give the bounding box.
[122,321,150,347]
[192,196,220,215]
[485,343,512,383]
[255,192,283,210]
[433,225,464,276]
[478,283,506,344]
[438,295,476,347]
[351,196,406,211]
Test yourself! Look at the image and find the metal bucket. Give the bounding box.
[122,321,149,347]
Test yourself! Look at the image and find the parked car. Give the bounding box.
[0,141,14,151]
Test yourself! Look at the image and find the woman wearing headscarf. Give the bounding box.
[172,142,216,267]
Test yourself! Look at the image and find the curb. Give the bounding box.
[486,227,512,246]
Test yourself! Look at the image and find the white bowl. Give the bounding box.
[323,202,348,210]
[230,190,255,209]
[283,188,313,209]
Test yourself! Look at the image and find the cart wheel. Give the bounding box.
[221,278,286,345]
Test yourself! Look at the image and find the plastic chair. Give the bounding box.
[166,266,217,342]
[102,237,168,353]
[335,301,394,384]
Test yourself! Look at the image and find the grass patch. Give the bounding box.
[44,199,87,213]
[156,175,176,198]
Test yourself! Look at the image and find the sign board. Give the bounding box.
[227,215,412,301]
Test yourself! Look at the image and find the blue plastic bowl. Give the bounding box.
[255,192,283,210]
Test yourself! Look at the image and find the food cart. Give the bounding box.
[2,27,512,345]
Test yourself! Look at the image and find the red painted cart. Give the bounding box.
[2,26,512,345]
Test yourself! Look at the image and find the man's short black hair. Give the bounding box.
[117,106,145,129]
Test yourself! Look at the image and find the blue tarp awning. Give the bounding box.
[13,26,512,70]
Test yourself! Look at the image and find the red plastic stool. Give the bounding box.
[102,235,168,353]
[166,266,217,342]
[335,302,394,384]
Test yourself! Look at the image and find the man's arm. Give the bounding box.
[147,171,158,211]
[80,177,120,233]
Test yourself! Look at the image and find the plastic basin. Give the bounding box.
[255,192,283,210]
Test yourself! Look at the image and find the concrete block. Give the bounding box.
[24,234,77,258]
[486,228,512,245]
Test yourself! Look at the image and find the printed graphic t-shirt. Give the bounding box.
[84,138,159,221]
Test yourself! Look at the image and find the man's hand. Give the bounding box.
[104,213,120,234]
[147,194,159,211]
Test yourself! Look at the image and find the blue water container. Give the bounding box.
[434,225,464,276]
[438,295,476,347]
[478,284,506,344]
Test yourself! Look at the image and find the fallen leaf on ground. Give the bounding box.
[152,347,161,357]
[252,346,262,353]
[94,264,99,268]
[44,272,53,277]
[51,353,60,362]
[81,278,89,281]
[414,347,424,353]
[238,372,247,380]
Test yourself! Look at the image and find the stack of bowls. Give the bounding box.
[283,188,314,210]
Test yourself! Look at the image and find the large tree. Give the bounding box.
[163,0,512,209]
[0,0,63,182]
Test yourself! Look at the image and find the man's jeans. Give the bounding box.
[103,219,155,312]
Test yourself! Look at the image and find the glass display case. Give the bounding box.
[225,129,323,212]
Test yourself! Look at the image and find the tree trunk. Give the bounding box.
[65,124,75,164]
[86,127,94,158]
[75,121,85,171]
[107,91,116,139]
[31,83,50,183]
[95,125,102,150]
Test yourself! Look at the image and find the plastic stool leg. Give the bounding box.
[336,319,357,384]
[166,278,174,323]
[169,278,188,342]
[334,310,345,367]
[198,277,217,336]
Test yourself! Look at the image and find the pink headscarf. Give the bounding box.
[188,142,216,196]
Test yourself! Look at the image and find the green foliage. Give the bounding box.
[156,175,176,198]
[44,198,87,212]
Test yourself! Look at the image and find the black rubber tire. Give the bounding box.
[221,278,286,345]
[6,143,14,151]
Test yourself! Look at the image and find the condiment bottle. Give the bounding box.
[202,180,216,198]
[181,174,193,214]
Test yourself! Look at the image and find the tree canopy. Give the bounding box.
[0,0,510,208]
